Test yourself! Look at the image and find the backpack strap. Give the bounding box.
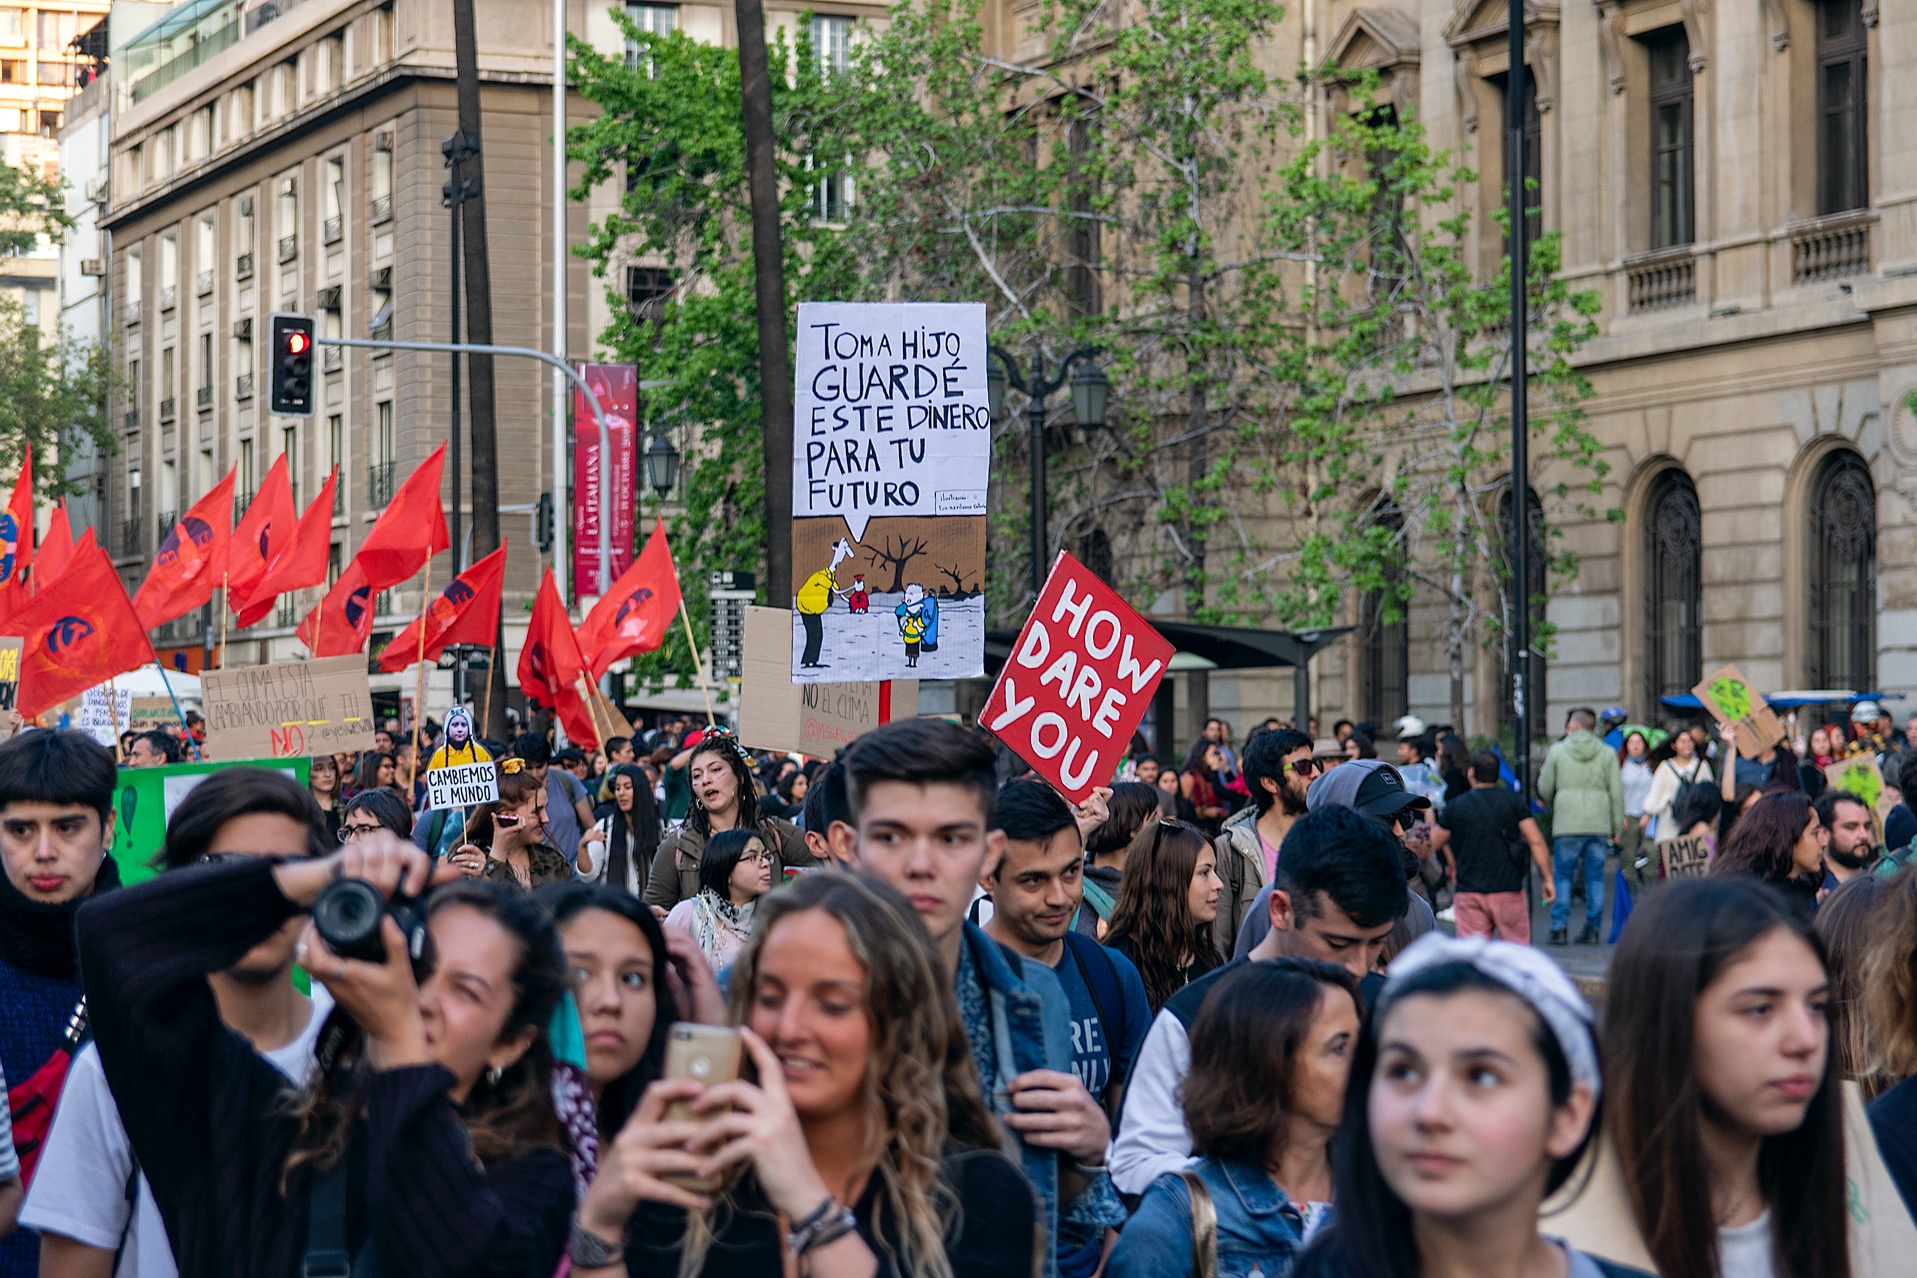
[303,1157,354,1278]
[1062,931,1132,1093]
[1175,1170,1219,1278]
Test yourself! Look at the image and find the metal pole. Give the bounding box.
[553,0,572,598]
[1508,0,1530,800]
[1029,351,1046,600]
[450,195,464,704]
[319,336,611,592]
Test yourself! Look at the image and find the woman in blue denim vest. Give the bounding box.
[1109,959,1361,1278]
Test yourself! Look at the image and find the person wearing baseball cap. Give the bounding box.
[1229,759,1438,961]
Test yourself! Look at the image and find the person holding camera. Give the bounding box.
[24,767,331,1278]
[76,829,577,1277]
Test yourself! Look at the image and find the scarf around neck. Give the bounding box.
[0,851,121,979]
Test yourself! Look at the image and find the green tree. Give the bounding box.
[0,298,116,503]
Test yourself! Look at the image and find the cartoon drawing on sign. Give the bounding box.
[796,537,855,669]
[791,301,989,682]
[895,583,938,668]
[428,706,492,770]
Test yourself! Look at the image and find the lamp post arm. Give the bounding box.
[1028,345,1103,400]
[988,343,1028,394]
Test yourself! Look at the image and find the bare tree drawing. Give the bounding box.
[866,536,930,593]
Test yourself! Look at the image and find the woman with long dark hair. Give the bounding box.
[1292,934,1627,1278]
[1110,960,1358,1277]
[1645,730,1713,839]
[449,763,571,890]
[1574,877,1851,1278]
[348,750,399,800]
[1817,873,1885,1093]
[309,753,344,845]
[1180,741,1233,835]
[575,872,1036,1278]
[580,764,660,898]
[1104,819,1223,1012]
[1709,791,1824,911]
[663,828,774,970]
[76,835,576,1276]
[642,731,809,912]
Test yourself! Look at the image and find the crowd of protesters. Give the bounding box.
[5,697,1917,1278]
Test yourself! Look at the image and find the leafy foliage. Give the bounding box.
[0,298,116,502]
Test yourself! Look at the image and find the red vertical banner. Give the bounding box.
[573,363,638,598]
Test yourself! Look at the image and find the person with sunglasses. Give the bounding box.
[1214,728,1315,958]
[450,762,572,890]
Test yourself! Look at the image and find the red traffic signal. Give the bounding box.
[268,313,316,416]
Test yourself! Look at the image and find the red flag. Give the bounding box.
[32,501,73,594]
[296,558,375,657]
[0,445,33,621]
[518,568,597,747]
[12,543,157,718]
[228,454,296,627]
[576,520,683,678]
[356,444,449,593]
[253,468,339,604]
[375,544,507,673]
[133,467,236,631]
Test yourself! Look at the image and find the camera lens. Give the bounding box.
[312,878,386,963]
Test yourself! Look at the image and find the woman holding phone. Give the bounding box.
[450,762,573,890]
[570,871,1038,1278]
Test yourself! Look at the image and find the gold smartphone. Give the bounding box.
[660,1023,742,1191]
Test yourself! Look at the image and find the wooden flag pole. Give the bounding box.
[218,571,229,668]
[480,643,497,739]
[412,556,434,769]
[678,597,716,726]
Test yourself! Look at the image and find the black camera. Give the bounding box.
[311,877,432,974]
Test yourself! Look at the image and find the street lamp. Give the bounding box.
[643,431,680,498]
[988,344,1106,598]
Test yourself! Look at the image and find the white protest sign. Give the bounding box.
[76,685,132,748]
[427,761,499,810]
[790,302,990,684]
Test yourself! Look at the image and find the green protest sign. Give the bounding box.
[111,756,310,886]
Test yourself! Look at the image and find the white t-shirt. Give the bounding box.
[19,986,333,1278]
[1718,1211,1776,1278]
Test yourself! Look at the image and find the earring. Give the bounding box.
[486,1064,502,1086]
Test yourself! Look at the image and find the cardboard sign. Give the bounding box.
[739,605,917,756]
[1658,832,1712,880]
[978,551,1173,803]
[127,696,175,731]
[1826,755,1896,837]
[200,656,376,760]
[1692,663,1787,760]
[790,302,990,684]
[109,757,309,886]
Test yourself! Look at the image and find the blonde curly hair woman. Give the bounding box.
[571,870,1040,1278]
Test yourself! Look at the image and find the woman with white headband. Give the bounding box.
[1293,933,1651,1278]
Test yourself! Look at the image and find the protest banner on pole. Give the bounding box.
[739,605,916,756]
[978,551,1173,804]
[790,302,989,684]
[200,655,376,759]
[426,706,498,810]
[1691,663,1787,759]
[572,363,637,596]
[1657,832,1712,880]
[109,756,310,885]
[74,685,132,747]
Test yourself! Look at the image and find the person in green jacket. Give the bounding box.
[1537,706,1625,946]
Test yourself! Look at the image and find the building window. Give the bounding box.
[276,176,297,262]
[625,3,675,72]
[627,266,673,327]
[1067,116,1101,318]
[19,288,36,326]
[159,232,177,308]
[1498,74,1542,253]
[239,437,255,498]
[323,156,344,244]
[236,196,255,277]
[811,166,850,224]
[1647,29,1693,249]
[1809,450,1875,690]
[1498,486,1547,745]
[811,15,851,75]
[1817,0,1868,216]
[1359,505,1408,727]
[1643,469,1701,712]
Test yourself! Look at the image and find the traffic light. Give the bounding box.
[268,312,316,416]
[535,492,555,552]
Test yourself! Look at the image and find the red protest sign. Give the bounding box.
[978,552,1173,802]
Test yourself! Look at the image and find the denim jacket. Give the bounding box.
[958,922,1127,1278]
[1106,1156,1305,1278]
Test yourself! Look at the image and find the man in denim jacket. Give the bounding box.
[837,720,1127,1278]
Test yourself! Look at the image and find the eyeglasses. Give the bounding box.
[1283,757,1319,777]
[338,823,385,842]
[744,850,775,866]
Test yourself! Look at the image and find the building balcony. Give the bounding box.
[234,488,253,520]
[124,300,141,326]
[276,595,299,628]
[323,345,342,372]
[1791,210,1873,285]
[333,481,344,517]
[159,285,175,312]
[323,216,342,245]
[236,252,253,281]
[235,373,254,400]
[370,194,392,224]
[156,510,176,541]
[195,385,212,410]
[196,269,213,297]
[368,460,395,509]
[277,235,297,264]
[1625,247,1696,313]
[120,517,142,557]
[123,408,139,431]
[158,397,176,423]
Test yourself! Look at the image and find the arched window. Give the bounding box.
[1644,469,1702,712]
[1360,506,1408,726]
[1498,486,1547,746]
[1809,451,1876,689]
